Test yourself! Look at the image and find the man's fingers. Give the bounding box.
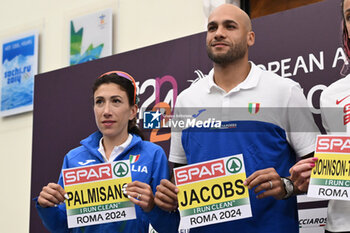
[156,184,178,202]
[244,170,260,186]
[154,182,179,212]
[153,179,179,211]
[244,168,277,188]
[244,168,287,200]
[160,179,178,192]
[256,184,285,200]
[246,172,278,190]
[253,180,275,194]
[154,197,177,212]
[157,179,178,199]
[154,190,178,211]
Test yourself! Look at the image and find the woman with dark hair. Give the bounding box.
[320,0,350,232]
[35,71,178,233]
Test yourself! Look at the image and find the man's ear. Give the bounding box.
[247,31,255,47]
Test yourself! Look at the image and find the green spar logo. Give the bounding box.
[113,162,129,177]
[226,157,242,174]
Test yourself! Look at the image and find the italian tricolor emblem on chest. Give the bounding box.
[129,154,140,164]
[248,103,260,114]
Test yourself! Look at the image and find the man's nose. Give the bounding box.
[215,26,226,39]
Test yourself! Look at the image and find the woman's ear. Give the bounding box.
[129,104,138,120]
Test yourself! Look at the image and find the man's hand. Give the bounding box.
[289,157,318,193]
[154,179,179,212]
[244,168,285,200]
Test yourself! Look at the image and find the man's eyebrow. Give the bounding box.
[207,19,239,27]
[223,20,239,26]
[207,21,217,27]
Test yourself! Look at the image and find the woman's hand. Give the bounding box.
[38,183,68,208]
[123,181,155,212]
[289,157,318,192]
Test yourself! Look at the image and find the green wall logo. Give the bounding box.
[113,162,129,177]
[70,21,104,65]
[226,157,243,174]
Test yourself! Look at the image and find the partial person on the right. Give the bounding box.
[319,0,350,232]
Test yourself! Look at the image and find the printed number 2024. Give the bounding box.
[105,211,126,220]
[219,209,242,219]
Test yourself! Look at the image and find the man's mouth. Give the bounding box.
[212,42,229,47]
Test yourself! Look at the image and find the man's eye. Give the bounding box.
[208,26,216,31]
[112,98,121,103]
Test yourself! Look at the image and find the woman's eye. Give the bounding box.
[95,99,103,105]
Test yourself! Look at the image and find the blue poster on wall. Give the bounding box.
[1,31,38,117]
